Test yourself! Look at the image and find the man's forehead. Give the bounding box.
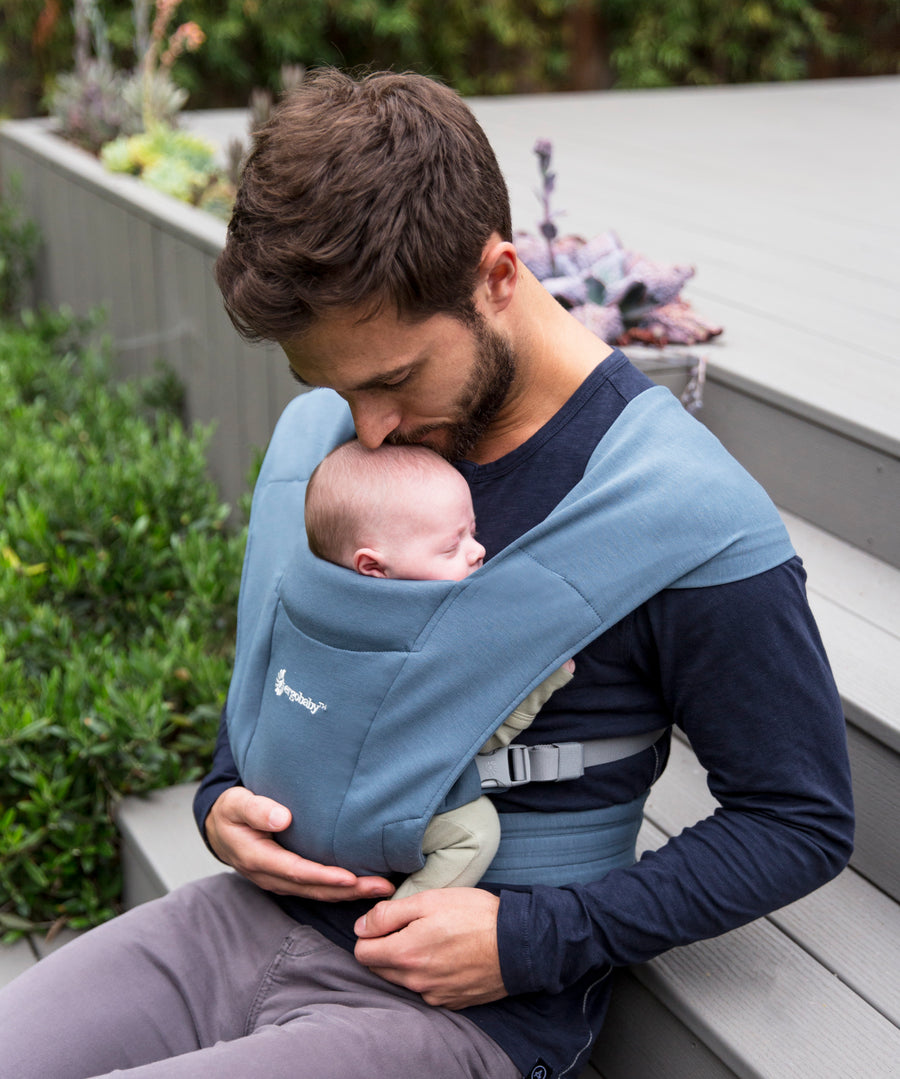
[282,310,465,390]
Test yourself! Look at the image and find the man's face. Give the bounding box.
[283,307,516,461]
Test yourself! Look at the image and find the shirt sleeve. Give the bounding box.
[495,557,855,996]
[192,709,243,851]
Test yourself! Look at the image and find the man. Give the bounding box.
[0,69,853,1079]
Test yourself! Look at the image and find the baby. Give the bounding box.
[305,438,573,898]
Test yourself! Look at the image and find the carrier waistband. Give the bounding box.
[479,794,648,887]
[477,728,667,790]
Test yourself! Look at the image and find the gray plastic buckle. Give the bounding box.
[478,744,532,789]
[477,742,589,789]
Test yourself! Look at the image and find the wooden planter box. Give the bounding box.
[0,115,703,506]
[0,116,298,509]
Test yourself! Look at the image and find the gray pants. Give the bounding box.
[0,874,519,1079]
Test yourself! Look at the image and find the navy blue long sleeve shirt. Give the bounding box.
[194,352,853,1077]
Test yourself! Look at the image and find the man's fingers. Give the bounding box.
[354,895,420,939]
[239,842,350,886]
[207,786,395,900]
[226,789,293,832]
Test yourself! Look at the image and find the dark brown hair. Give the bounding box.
[215,68,512,343]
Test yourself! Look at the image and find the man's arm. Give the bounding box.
[494,558,854,995]
[353,559,853,1002]
[193,712,395,901]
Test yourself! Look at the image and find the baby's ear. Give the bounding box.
[353,548,389,578]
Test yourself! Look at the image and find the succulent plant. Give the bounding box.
[46,60,142,154]
[101,126,232,215]
[516,140,722,350]
[48,1,205,153]
[141,156,207,203]
[121,68,190,132]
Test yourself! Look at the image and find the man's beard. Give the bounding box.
[387,315,517,461]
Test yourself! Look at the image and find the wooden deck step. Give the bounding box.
[780,510,900,900]
[645,737,900,1027]
[586,737,900,1079]
[115,782,228,910]
[590,859,900,1079]
[700,377,899,570]
[0,938,37,991]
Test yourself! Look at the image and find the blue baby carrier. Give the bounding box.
[226,383,794,883]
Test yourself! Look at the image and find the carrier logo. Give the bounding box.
[274,669,327,715]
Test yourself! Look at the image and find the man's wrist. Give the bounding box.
[495,889,543,996]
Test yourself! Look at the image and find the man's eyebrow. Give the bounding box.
[287,359,418,392]
[346,361,417,392]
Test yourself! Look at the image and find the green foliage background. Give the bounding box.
[2,0,898,117]
[0,308,247,937]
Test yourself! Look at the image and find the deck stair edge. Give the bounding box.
[777,509,900,902]
[642,738,900,1028]
[780,509,900,750]
[589,738,900,1078]
[622,849,900,1079]
[115,782,229,910]
[698,373,899,570]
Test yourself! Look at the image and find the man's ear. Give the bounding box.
[478,239,518,313]
[353,548,389,578]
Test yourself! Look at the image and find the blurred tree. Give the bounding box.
[603,0,842,88]
[1,0,897,119]
[1,1,68,116]
[811,0,900,77]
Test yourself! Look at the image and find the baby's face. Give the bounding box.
[381,470,485,581]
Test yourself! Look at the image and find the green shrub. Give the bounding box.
[0,179,40,319]
[0,308,248,938]
[605,0,842,88]
[5,0,900,119]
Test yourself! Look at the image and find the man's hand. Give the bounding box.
[353,888,507,1010]
[205,787,395,901]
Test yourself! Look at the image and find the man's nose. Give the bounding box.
[348,397,401,449]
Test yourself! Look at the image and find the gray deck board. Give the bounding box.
[699,384,900,566]
[779,509,900,748]
[772,868,900,1029]
[633,848,900,1079]
[116,782,228,908]
[468,78,900,456]
[644,736,900,1032]
[808,588,900,746]
[782,511,900,640]
[0,939,37,990]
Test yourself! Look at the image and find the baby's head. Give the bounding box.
[305,440,485,581]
